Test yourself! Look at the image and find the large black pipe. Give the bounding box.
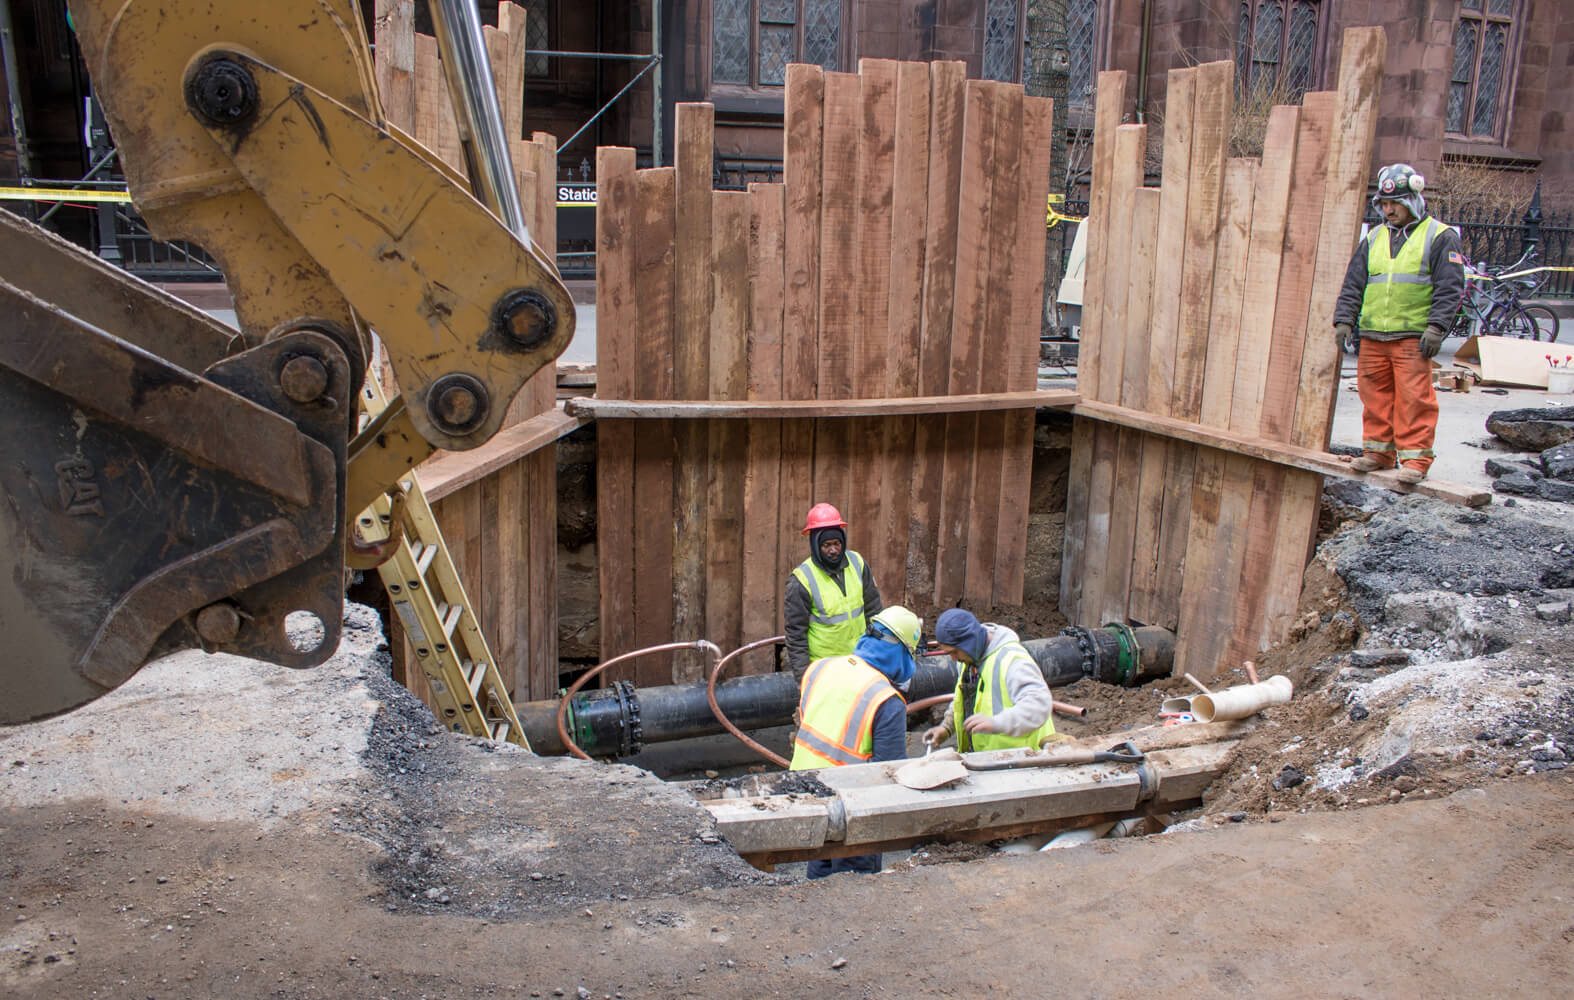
[520,625,1176,756]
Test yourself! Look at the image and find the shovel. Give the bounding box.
[960,741,1145,772]
[894,737,969,791]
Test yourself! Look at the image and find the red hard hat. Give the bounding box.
[801,502,848,535]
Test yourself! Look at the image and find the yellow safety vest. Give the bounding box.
[790,551,868,661]
[953,640,1055,753]
[1359,217,1445,333]
[790,655,899,770]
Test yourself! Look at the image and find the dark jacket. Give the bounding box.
[783,558,883,680]
[1333,217,1465,341]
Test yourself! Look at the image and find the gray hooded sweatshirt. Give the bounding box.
[975,624,1054,737]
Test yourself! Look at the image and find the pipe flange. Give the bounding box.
[1058,626,1098,678]
[611,680,641,757]
[1102,622,1143,687]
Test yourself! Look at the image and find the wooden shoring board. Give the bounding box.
[593,147,637,678]
[995,93,1055,604]
[964,82,1022,604]
[906,60,966,607]
[1060,70,1128,623]
[706,190,750,657]
[880,60,932,607]
[1150,61,1232,638]
[1175,158,1258,680]
[521,134,559,417]
[1125,67,1193,626]
[412,34,444,164]
[1226,92,1333,664]
[493,3,528,142]
[672,104,714,682]
[934,79,996,604]
[1100,186,1161,623]
[631,166,678,684]
[1261,30,1388,654]
[813,72,861,521]
[374,0,415,133]
[1080,122,1145,622]
[521,133,559,696]
[741,183,786,671]
[1219,106,1298,670]
[853,59,897,596]
[779,66,824,601]
[1294,27,1387,452]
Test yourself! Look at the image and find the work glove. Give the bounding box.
[1420,324,1446,360]
[1335,323,1357,356]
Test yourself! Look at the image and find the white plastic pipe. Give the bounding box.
[1191,674,1293,723]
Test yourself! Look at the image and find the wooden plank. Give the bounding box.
[1058,418,1095,621]
[1124,66,1193,626]
[813,72,861,528]
[742,183,786,669]
[478,470,505,687]
[494,2,529,141]
[521,135,560,417]
[1071,402,1489,506]
[1083,123,1146,622]
[497,459,530,696]
[780,66,825,605]
[1293,27,1387,451]
[420,408,590,499]
[631,166,677,684]
[935,79,995,604]
[1259,91,1334,444]
[567,390,1078,419]
[1176,155,1258,680]
[996,92,1055,605]
[672,104,714,682]
[524,447,556,699]
[873,60,931,606]
[374,0,415,132]
[591,146,635,674]
[412,33,443,159]
[706,190,750,655]
[907,60,966,607]
[852,60,897,590]
[1230,106,1301,435]
[1076,70,1130,397]
[964,82,1021,604]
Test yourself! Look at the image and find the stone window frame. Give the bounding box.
[1235,0,1331,100]
[708,0,850,93]
[1446,0,1524,143]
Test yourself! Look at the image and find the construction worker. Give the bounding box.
[790,605,922,878]
[1333,163,1465,484]
[783,503,882,681]
[922,608,1053,753]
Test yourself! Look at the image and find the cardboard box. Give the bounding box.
[1451,335,1554,388]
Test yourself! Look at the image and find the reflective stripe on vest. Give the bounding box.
[790,655,898,770]
[953,640,1055,753]
[1359,217,1445,333]
[791,552,868,661]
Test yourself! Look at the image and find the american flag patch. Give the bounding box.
[1448,251,1464,263]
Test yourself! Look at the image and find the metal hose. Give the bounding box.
[556,640,721,761]
[706,635,790,769]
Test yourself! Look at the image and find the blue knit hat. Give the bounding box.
[934,608,987,663]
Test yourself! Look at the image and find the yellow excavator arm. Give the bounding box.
[0,0,572,723]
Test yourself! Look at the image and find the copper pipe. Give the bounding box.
[905,693,954,715]
[1052,699,1088,718]
[707,635,791,769]
[556,640,721,761]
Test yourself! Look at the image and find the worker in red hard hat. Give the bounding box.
[783,503,883,680]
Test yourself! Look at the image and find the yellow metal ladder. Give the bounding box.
[355,379,530,749]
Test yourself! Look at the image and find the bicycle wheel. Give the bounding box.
[1494,306,1539,340]
[1521,304,1560,343]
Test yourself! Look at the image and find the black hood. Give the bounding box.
[809,526,848,573]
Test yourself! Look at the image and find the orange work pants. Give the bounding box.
[1357,336,1438,473]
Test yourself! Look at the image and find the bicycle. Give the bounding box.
[1451,248,1560,342]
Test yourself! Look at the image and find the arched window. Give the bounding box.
[1448,1,1522,139]
[1236,0,1326,99]
[1067,0,1100,111]
[712,0,845,87]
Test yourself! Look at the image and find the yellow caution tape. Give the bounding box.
[1045,195,1085,230]
[1483,265,1574,281]
[0,186,132,203]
